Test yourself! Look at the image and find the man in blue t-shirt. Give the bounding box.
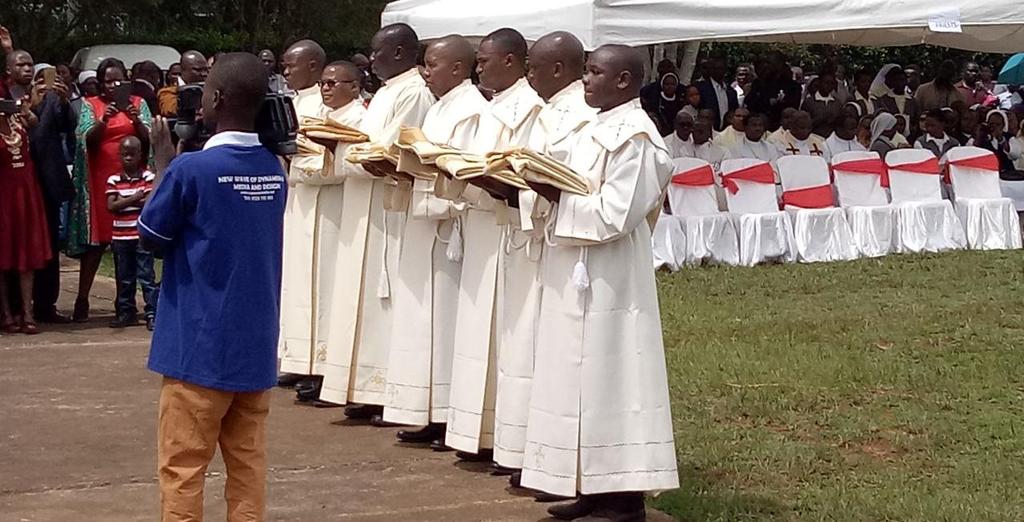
[138,52,286,521]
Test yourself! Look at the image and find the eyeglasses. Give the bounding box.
[318,79,359,88]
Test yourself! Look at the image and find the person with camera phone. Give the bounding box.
[66,57,152,323]
[138,52,287,521]
[0,95,53,334]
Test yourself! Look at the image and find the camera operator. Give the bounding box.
[138,52,286,521]
[156,50,208,118]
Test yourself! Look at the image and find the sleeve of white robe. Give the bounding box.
[346,87,436,181]
[553,137,670,246]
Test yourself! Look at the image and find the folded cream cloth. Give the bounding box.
[392,127,455,181]
[290,135,336,185]
[299,116,370,143]
[485,148,590,195]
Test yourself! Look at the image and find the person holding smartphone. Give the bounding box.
[66,57,152,323]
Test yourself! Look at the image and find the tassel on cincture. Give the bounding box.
[377,264,391,299]
[572,260,590,291]
[446,218,463,262]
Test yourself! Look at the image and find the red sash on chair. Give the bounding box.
[671,164,715,187]
[944,153,999,184]
[888,157,940,175]
[721,162,775,194]
[781,184,834,209]
[832,157,889,188]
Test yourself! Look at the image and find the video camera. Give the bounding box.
[173,84,299,156]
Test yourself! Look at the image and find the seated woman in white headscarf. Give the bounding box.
[869,112,899,160]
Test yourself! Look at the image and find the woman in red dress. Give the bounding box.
[65,57,151,322]
[0,107,52,334]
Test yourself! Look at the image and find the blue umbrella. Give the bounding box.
[998,53,1024,85]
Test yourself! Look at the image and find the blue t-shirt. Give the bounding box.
[139,132,287,392]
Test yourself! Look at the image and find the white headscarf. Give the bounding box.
[78,71,97,84]
[33,63,54,77]
[870,64,901,98]
[987,109,1009,132]
[845,101,863,118]
[660,72,679,101]
[870,112,897,145]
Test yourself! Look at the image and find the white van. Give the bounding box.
[70,44,181,72]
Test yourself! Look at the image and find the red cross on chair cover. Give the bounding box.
[781,184,834,209]
[832,157,890,188]
[721,162,775,194]
[671,164,716,187]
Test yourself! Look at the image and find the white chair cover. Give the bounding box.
[666,158,740,266]
[652,212,686,271]
[945,146,1023,250]
[776,155,858,262]
[721,158,795,266]
[832,151,898,257]
[886,149,966,253]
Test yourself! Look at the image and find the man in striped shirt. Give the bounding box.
[106,136,158,330]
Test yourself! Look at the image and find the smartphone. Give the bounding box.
[43,68,56,89]
[113,82,132,109]
[0,99,19,115]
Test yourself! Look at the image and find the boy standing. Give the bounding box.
[915,109,961,158]
[106,136,158,330]
[138,53,286,522]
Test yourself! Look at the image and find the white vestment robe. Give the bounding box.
[663,132,695,159]
[823,133,867,160]
[319,68,435,405]
[777,132,830,162]
[520,99,680,497]
[383,80,487,425]
[445,77,543,454]
[493,80,596,469]
[278,86,330,375]
[712,125,743,150]
[727,136,783,163]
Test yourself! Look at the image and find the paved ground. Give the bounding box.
[0,262,672,521]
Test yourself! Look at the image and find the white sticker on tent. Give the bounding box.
[928,9,962,33]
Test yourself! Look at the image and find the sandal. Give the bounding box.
[20,320,39,335]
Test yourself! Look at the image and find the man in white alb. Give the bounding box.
[663,110,695,158]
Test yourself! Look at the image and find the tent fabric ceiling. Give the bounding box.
[381,0,1024,52]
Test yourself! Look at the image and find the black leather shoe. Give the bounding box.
[146,317,155,331]
[455,449,493,462]
[534,491,571,503]
[276,373,305,388]
[109,316,139,328]
[397,423,445,443]
[576,493,646,522]
[509,471,522,488]
[344,403,383,419]
[547,496,597,520]
[72,297,89,323]
[491,464,517,476]
[370,414,402,427]
[430,438,453,452]
[295,377,323,402]
[311,399,342,408]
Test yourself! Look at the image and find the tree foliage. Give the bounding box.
[3,0,390,64]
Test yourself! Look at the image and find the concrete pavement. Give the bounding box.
[0,263,672,521]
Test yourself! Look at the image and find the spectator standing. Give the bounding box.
[801,67,842,138]
[873,65,920,138]
[641,72,683,136]
[904,64,923,95]
[157,51,208,117]
[105,136,158,330]
[732,63,754,108]
[956,61,989,108]
[130,60,162,116]
[165,63,183,86]
[851,68,876,115]
[259,49,289,94]
[915,60,966,113]
[744,51,801,130]
[697,57,739,130]
[0,100,51,334]
[66,57,152,323]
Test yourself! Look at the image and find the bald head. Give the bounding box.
[423,35,475,98]
[283,39,326,91]
[203,52,269,132]
[583,45,645,111]
[528,31,585,101]
[180,51,209,84]
[371,23,420,80]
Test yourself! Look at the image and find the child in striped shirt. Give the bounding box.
[106,136,158,330]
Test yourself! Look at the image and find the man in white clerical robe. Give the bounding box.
[520,46,679,520]
[383,37,487,441]
[726,113,782,164]
[492,31,597,474]
[776,110,830,162]
[663,110,695,159]
[277,40,328,387]
[444,28,544,458]
[319,25,435,416]
[712,107,749,151]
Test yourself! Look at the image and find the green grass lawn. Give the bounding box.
[652,250,1024,521]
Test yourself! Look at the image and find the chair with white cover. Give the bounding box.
[652,208,685,271]
[665,158,739,266]
[885,148,966,253]
[945,146,1022,250]
[776,155,858,262]
[832,151,898,257]
[721,158,795,266]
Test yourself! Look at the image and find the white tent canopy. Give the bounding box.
[382,0,1024,52]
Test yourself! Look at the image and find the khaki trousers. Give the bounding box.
[158,377,271,522]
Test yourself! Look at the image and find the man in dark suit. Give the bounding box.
[697,57,739,131]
